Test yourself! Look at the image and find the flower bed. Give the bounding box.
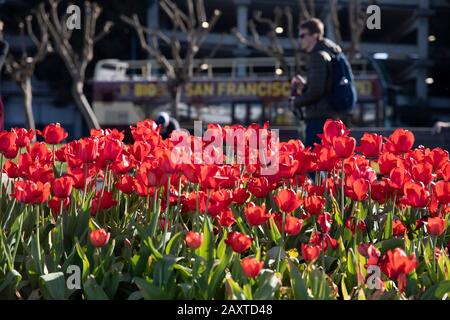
[0,119,449,300]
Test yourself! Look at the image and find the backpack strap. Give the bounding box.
[318,50,334,96]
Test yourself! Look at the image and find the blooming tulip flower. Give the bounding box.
[89,229,110,247]
[241,257,264,278]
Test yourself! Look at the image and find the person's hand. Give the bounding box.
[290,74,306,96]
[432,121,450,135]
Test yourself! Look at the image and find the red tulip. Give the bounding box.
[301,243,321,262]
[102,137,124,162]
[3,160,19,179]
[318,212,332,234]
[371,179,388,204]
[48,196,70,216]
[426,217,446,236]
[225,231,252,254]
[51,176,73,198]
[37,123,68,145]
[433,180,450,204]
[356,133,383,158]
[158,148,181,175]
[67,165,93,190]
[379,248,418,292]
[284,215,304,236]
[346,177,369,201]
[426,148,449,172]
[318,119,349,146]
[295,149,317,175]
[304,195,325,215]
[378,152,403,176]
[358,243,380,266]
[73,138,99,163]
[245,202,271,226]
[393,219,407,236]
[411,162,433,185]
[232,188,250,205]
[89,229,110,247]
[388,167,410,190]
[0,130,17,156]
[278,153,299,179]
[241,257,264,278]
[403,181,430,208]
[345,217,366,235]
[274,189,302,213]
[90,190,118,215]
[333,136,356,159]
[310,232,339,251]
[185,231,203,249]
[198,165,227,190]
[384,129,415,154]
[217,208,236,227]
[248,176,273,198]
[314,144,338,172]
[13,128,35,149]
[115,175,135,194]
[11,180,50,204]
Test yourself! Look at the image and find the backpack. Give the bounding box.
[326,52,357,114]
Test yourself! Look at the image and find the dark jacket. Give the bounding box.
[294,38,341,120]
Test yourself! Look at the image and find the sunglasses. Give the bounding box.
[299,33,310,39]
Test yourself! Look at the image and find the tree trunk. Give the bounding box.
[170,86,181,120]
[21,77,36,131]
[71,80,101,130]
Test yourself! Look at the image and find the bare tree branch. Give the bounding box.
[122,0,221,118]
[329,0,342,46]
[4,10,51,130]
[39,0,113,129]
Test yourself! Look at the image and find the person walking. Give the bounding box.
[291,18,356,147]
[0,20,9,131]
[155,111,180,140]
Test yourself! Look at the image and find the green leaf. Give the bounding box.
[133,277,164,300]
[0,270,22,299]
[307,269,335,300]
[75,241,90,283]
[287,261,309,300]
[153,255,177,288]
[253,270,280,300]
[39,272,66,300]
[421,280,450,300]
[225,275,247,300]
[375,238,403,253]
[268,218,281,244]
[83,275,109,300]
[384,210,392,240]
[207,247,233,299]
[165,231,183,255]
[196,216,215,268]
[144,237,163,260]
[341,275,350,300]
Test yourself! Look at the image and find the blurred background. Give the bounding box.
[1,0,450,146]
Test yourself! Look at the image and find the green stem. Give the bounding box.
[276,211,286,272]
[82,164,89,208]
[35,205,43,275]
[162,175,171,252]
